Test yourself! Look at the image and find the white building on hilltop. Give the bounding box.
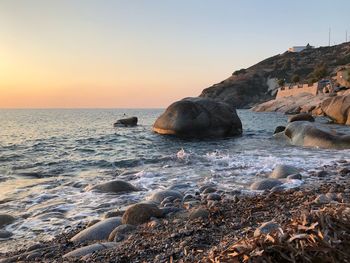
[288,43,314,52]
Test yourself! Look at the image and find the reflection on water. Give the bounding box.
[0,109,350,251]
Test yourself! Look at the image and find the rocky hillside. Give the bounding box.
[199,42,350,108]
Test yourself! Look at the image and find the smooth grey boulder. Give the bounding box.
[87,180,138,194]
[63,242,116,258]
[250,179,283,191]
[70,217,122,243]
[288,113,315,123]
[114,117,138,127]
[0,230,13,238]
[153,97,242,138]
[269,165,300,179]
[285,121,350,149]
[147,190,183,204]
[122,203,163,225]
[0,214,15,228]
[108,224,136,242]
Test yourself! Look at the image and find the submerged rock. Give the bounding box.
[122,203,163,225]
[63,242,116,258]
[284,121,350,149]
[114,117,138,127]
[288,113,315,123]
[153,97,242,138]
[71,217,122,243]
[0,214,15,228]
[269,165,300,179]
[250,179,283,191]
[87,180,138,194]
[147,190,183,204]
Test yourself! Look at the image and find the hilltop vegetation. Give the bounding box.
[200,42,350,108]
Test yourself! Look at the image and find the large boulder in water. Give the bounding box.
[321,95,350,125]
[114,117,138,127]
[284,121,350,149]
[153,97,242,138]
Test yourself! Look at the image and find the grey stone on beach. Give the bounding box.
[147,190,183,204]
[70,217,122,243]
[122,203,163,225]
[0,214,15,228]
[269,165,300,179]
[287,173,302,180]
[250,179,283,191]
[254,221,280,237]
[87,180,138,194]
[108,224,136,242]
[63,242,116,258]
[153,97,242,138]
[189,208,209,220]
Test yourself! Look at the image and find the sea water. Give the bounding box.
[0,109,350,251]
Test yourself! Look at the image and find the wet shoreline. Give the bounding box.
[1,159,350,262]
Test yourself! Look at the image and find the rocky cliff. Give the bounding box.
[199,42,350,108]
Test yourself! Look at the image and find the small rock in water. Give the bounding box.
[254,221,280,237]
[274,126,286,134]
[147,190,183,204]
[288,113,315,123]
[0,214,15,228]
[250,179,283,191]
[269,164,300,179]
[114,117,138,127]
[189,208,209,220]
[316,170,329,178]
[122,203,163,225]
[87,180,138,194]
[0,230,13,238]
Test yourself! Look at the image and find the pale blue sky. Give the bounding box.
[0,0,349,107]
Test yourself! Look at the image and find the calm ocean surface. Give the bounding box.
[1,109,350,251]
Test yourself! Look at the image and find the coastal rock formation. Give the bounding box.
[288,113,315,123]
[269,165,300,179]
[70,217,122,243]
[284,121,350,149]
[200,42,350,108]
[87,180,138,194]
[114,117,138,127]
[153,97,242,138]
[321,94,350,125]
[122,203,163,225]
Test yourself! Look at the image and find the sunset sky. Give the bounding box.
[1,0,349,108]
